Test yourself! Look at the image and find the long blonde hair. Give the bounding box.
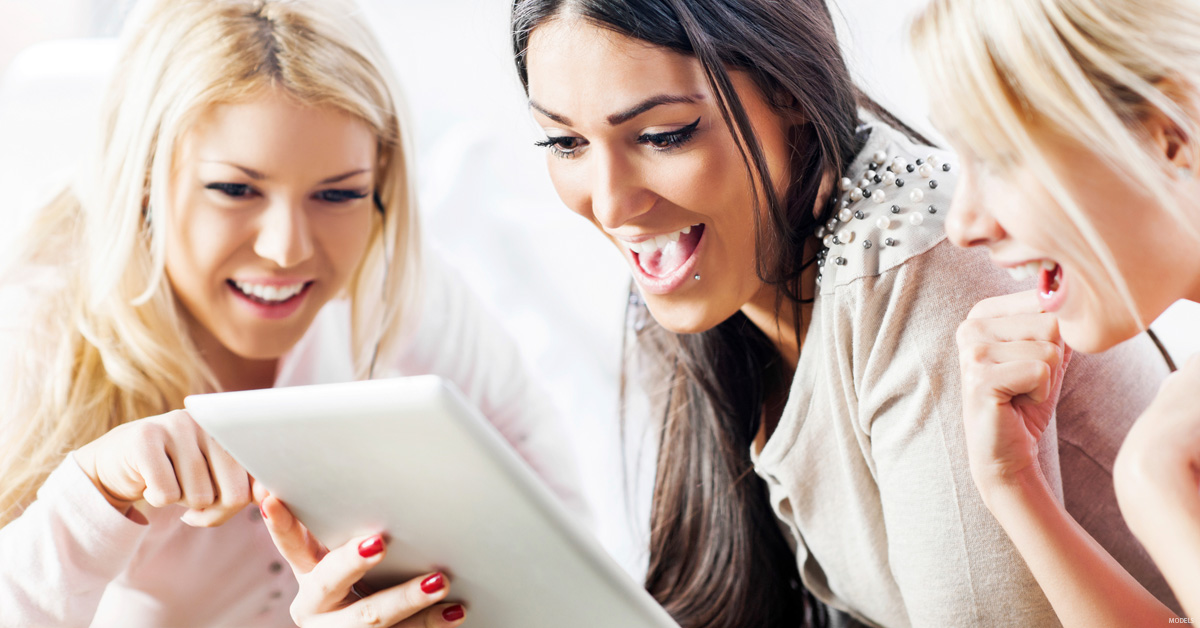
[0,0,422,526]
[911,0,1200,319]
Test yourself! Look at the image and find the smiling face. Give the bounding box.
[944,127,1200,352]
[165,89,376,368]
[525,18,796,334]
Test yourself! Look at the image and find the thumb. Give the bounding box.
[261,494,325,577]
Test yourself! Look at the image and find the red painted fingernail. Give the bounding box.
[357,535,384,558]
[259,502,268,520]
[442,604,465,622]
[420,573,445,594]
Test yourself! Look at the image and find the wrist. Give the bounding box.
[971,461,1052,511]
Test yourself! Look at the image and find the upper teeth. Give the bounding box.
[1007,260,1056,281]
[626,224,697,255]
[233,280,306,302]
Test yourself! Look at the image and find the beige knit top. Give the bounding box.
[752,117,1178,627]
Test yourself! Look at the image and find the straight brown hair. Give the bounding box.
[513,1,921,625]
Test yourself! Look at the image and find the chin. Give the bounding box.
[645,301,725,336]
[222,330,306,361]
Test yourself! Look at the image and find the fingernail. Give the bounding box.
[358,535,384,558]
[420,573,445,594]
[442,604,465,622]
[259,502,268,520]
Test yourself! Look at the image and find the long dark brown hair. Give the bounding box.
[512,1,917,626]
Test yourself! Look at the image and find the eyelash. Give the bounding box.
[638,117,701,151]
[534,117,702,159]
[204,183,370,204]
[533,136,583,159]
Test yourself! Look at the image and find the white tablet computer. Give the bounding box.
[184,376,679,628]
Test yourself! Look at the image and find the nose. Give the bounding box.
[588,148,652,229]
[253,197,314,268]
[945,173,1005,249]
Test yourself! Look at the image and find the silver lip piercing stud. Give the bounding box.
[693,274,701,281]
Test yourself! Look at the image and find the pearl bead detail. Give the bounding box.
[823,147,952,267]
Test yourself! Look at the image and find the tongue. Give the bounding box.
[1038,264,1062,295]
[638,226,703,277]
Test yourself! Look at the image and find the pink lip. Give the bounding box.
[625,228,706,295]
[227,280,314,320]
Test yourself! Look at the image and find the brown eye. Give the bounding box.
[534,136,586,158]
[637,117,701,152]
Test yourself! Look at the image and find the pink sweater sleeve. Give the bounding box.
[0,454,149,627]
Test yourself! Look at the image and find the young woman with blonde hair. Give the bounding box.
[0,0,580,625]
[913,0,1200,623]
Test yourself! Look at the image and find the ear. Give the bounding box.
[1144,78,1200,176]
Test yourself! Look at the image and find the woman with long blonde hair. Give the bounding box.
[913,0,1200,623]
[0,0,579,625]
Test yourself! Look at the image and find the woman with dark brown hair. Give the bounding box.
[509,0,1181,626]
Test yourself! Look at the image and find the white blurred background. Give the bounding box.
[2,0,1197,582]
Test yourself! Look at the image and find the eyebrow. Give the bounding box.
[529,94,704,127]
[200,161,372,184]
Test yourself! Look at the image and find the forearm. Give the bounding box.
[981,469,1179,627]
[0,455,147,625]
[1116,448,1200,619]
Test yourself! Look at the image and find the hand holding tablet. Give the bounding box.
[185,376,680,628]
[260,492,466,627]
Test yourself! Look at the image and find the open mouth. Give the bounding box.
[630,224,705,278]
[226,279,314,306]
[1006,259,1065,311]
[1038,262,1063,298]
[1006,259,1062,295]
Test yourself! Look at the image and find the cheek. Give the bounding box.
[317,211,374,277]
[545,160,592,220]
[165,206,249,290]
